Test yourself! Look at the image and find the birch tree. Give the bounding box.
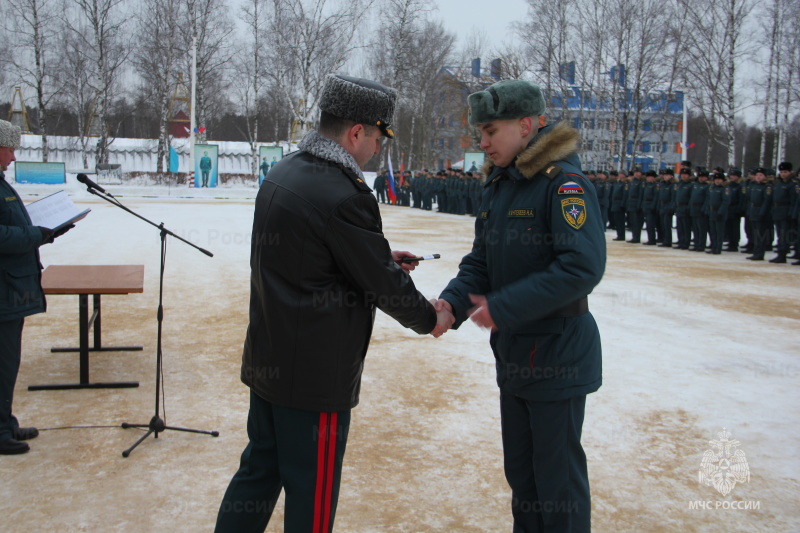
[183,0,234,143]
[679,0,754,167]
[134,0,183,172]
[65,0,131,165]
[263,0,369,136]
[235,0,267,175]
[6,0,60,161]
[624,0,671,171]
[55,23,96,168]
[368,0,455,168]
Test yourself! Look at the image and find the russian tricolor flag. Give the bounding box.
[558,181,584,195]
[386,151,397,204]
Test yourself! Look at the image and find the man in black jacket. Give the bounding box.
[215,75,453,533]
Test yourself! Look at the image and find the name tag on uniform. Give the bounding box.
[5,196,17,202]
[507,208,535,218]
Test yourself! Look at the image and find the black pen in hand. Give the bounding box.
[401,254,441,263]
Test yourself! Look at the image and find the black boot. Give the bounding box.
[0,438,30,455]
[769,255,787,264]
[12,427,39,441]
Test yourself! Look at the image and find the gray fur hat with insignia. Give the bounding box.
[319,75,397,138]
[0,119,22,149]
[468,80,546,126]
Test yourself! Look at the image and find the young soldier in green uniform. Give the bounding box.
[436,80,605,533]
[705,170,729,254]
[609,170,627,240]
[690,170,710,251]
[770,162,796,263]
[625,168,644,243]
[675,167,694,249]
[746,168,773,261]
[792,172,800,265]
[740,170,754,253]
[595,169,609,229]
[658,168,676,247]
[641,170,659,245]
[724,168,743,251]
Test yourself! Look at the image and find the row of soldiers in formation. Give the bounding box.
[373,168,485,215]
[589,161,800,264]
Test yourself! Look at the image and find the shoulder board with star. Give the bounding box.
[541,164,562,180]
[341,167,373,192]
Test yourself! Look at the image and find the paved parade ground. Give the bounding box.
[2,189,799,532]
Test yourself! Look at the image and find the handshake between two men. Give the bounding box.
[392,250,495,339]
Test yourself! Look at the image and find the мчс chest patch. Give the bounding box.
[561,197,587,229]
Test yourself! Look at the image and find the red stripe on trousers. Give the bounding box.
[313,413,329,533]
[322,412,338,533]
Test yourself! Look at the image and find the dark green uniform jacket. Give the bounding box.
[440,122,606,401]
[625,178,643,211]
[675,180,693,216]
[641,181,658,211]
[0,173,46,321]
[747,182,772,221]
[690,181,709,217]
[658,179,676,214]
[706,183,730,219]
[610,180,626,211]
[771,178,794,221]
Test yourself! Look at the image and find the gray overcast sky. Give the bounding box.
[433,0,529,49]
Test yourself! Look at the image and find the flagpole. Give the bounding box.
[682,92,688,160]
[188,8,197,188]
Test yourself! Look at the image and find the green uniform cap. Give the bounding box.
[467,80,546,126]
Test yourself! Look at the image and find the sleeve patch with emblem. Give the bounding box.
[561,198,587,229]
[558,181,584,195]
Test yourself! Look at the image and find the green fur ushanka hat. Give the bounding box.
[467,80,546,126]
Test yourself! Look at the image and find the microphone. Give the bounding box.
[77,173,110,195]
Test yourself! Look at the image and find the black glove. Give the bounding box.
[53,224,75,239]
[37,226,55,244]
[37,224,74,245]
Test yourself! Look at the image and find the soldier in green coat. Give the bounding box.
[770,162,796,263]
[641,170,659,245]
[625,168,644,243]
[746,168,773,261]
[705,170,730,254]
[689,170,710,251]
[724,168,743,251]
[0,120,72,455]
[657,168,677,247]
[675,167,694,249]
[435,80,605,533]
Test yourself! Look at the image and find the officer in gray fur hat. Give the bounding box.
[215,76,453,532]
[436,79,605,532]
[0,119,72,455]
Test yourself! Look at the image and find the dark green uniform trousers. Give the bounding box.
[500,393,590,533]
[215,391,351,533]
[0,319,24,442]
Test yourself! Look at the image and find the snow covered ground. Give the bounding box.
[2,178,799,532]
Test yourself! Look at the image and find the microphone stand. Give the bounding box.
[80,185,219,457]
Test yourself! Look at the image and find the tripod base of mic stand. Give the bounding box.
[121,416,219,457]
